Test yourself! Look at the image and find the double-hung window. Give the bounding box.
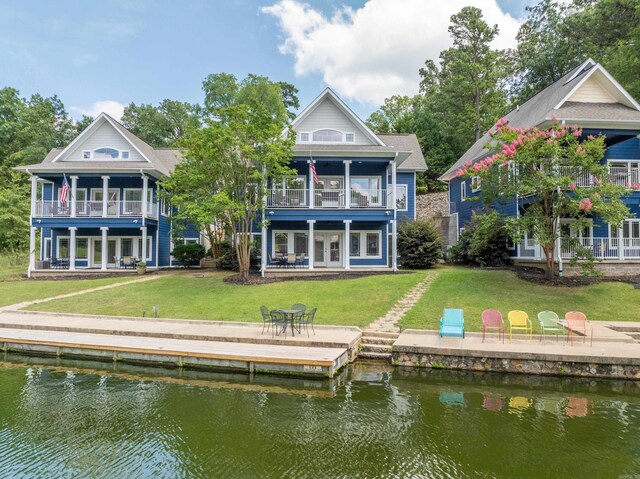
[349,231,381,258]
[395,184,408,211]
[350,177,381,207]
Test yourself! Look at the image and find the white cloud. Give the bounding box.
[263,0,522,106]
[71,100,125,120]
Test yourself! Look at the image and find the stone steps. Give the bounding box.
[361,336,396,345]
[362,330,400,339]
[358,351,394,361]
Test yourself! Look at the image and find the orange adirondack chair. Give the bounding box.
[565,311,593,346]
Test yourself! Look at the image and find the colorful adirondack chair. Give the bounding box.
[537,311,565,342]
[481,309,504,343]
[507,310,532,342]
[439,308,464,344]
[565,311,593,346]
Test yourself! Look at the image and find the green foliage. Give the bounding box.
[171,243,206,267]
[397,220,443,269]
[450,211,512,267]
[457,119,631,278]
[121,99,201,147]
[161,73,296,278]
[0,87,87,253]
[216,240,259,271]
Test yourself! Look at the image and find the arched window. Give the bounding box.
[312,129,343,142]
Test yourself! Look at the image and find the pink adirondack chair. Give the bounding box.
[565,311,593,346]
[482,309,505,343]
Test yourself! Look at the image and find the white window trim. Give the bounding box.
[298,129,355,144]
[395,184,408,211]
[43,238,51,260]
[351,175,383,206]
[460,180,467,201]
[349,230,382,259]
[272,230,309,257]
[471,176,481,193]
[90,188,120,202]
[56,236,88,260]
[81,147,131,161]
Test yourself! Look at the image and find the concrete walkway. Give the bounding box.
[1,275,162,312]
[366,270,439,333]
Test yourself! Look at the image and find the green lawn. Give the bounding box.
[0,254,29,282]
[401,266,640,332]
[26,271,426,327]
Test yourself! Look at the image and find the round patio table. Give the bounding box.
[274,309,303,336]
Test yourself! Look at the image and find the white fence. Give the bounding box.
[560,237,640,259]
[34,201,157,218]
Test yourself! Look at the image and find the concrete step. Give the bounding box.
[361,336,395,346]
[361,343,393,354]
[362,330,400,339]
[358,351,392,361]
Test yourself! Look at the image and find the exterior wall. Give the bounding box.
[295,98,374,145]
[62,122,147,163]
[158,215,172,267]
[568,76,616,103]
[396,172,415,220]
[604,136,640,161]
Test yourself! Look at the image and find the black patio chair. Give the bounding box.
[260,305,273,334]
[298,307,317,337]
[290,303,307,313]
[270,310,287,338]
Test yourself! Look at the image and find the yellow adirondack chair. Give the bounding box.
[507,310,532,342]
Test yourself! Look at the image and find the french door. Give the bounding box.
[92,239,117,267]
[314,233,342,267]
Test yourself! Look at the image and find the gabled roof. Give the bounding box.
[440,59,640,181]
[291,88,386,146]
[17,113,182,178]
[377,134,427,171]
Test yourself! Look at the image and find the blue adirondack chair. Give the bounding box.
[439,308,464,344]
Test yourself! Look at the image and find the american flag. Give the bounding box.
[310,160,318,184]
[59,174,69,205]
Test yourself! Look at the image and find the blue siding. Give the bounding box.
[604,137,640,161]
[396,172,415,220]
[158,215,172,267]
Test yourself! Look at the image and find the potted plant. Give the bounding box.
[136,261,147,275]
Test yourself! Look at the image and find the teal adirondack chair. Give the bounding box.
[439,308,464,345]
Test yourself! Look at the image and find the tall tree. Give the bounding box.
[161,74,296,279]
[121,99,201,147]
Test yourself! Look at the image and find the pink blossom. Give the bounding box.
[569,182,576,191]
[587,135,596,141]
[576,145,585,154]
[573,129,582,137]
[551,114,558,121]
[578,198,593,212]
[594,177,602,186]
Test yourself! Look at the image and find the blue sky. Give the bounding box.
[0,0,538,120]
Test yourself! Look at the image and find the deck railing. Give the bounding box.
[557,166,640,188]
[266,188,387,208]
[559,237,640,259]
[34,200,158,218]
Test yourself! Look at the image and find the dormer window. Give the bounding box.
[82,148,131,160]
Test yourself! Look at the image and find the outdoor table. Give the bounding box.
[275,309,303,336]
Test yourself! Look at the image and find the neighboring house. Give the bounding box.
[18,88,426,276]
[442,59,640,271]
[17,113,201,276]
[258,88,427,274]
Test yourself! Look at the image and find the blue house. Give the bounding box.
[442,59,640,274]
[258,88,426,274]
[17,113,201,276]
[19,89,426,276]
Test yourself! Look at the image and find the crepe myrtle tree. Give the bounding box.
[456,116,633,279]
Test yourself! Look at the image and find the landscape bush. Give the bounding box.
[449,211,511,267]
[397,220,443,269]
[171,243,206,267]
[217,240,260,271]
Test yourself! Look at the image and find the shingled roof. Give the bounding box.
[440,59,640,181]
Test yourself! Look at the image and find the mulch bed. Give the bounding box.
[224,270,411,285]
[513,265,640,288]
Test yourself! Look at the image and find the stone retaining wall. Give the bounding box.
[391,351,640,380]
[416,192,449,220]
[515,259,640,278]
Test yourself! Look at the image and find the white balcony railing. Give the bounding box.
[559,237,640,259]
[608,166,640,187]
[266,188,388,208]
[34,200,158,218]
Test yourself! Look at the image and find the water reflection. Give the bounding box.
[1,356,640,478]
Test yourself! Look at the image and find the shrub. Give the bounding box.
[171,243,206,267]
[397,220,443,269]
[217,240,260,271]
[451,211,511,267]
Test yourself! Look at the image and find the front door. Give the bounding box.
[314,233,342,267]
[92,239,117,267]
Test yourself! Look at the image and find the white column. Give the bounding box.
[344,160,351,209]
[69,227,77,271]
[142,174,148,219]
[30,176,38,217]
[618,226,625,260]
[391,220,398,272]
[307,220,315,270]
[141,226,148,263]
[100,227,109,271]
[101,176,110,218]
[70,176,78,217]
[28,227,37,276]
[344,220,351,270]
[391,160,397,213]
[308,160,315,209]
[261,222,267,276]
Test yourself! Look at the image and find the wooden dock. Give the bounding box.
[0,312,356,377]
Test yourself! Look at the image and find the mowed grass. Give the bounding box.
[401,266,640,332]
[26,271,426,327]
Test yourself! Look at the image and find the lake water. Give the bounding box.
[1,355,639,478]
